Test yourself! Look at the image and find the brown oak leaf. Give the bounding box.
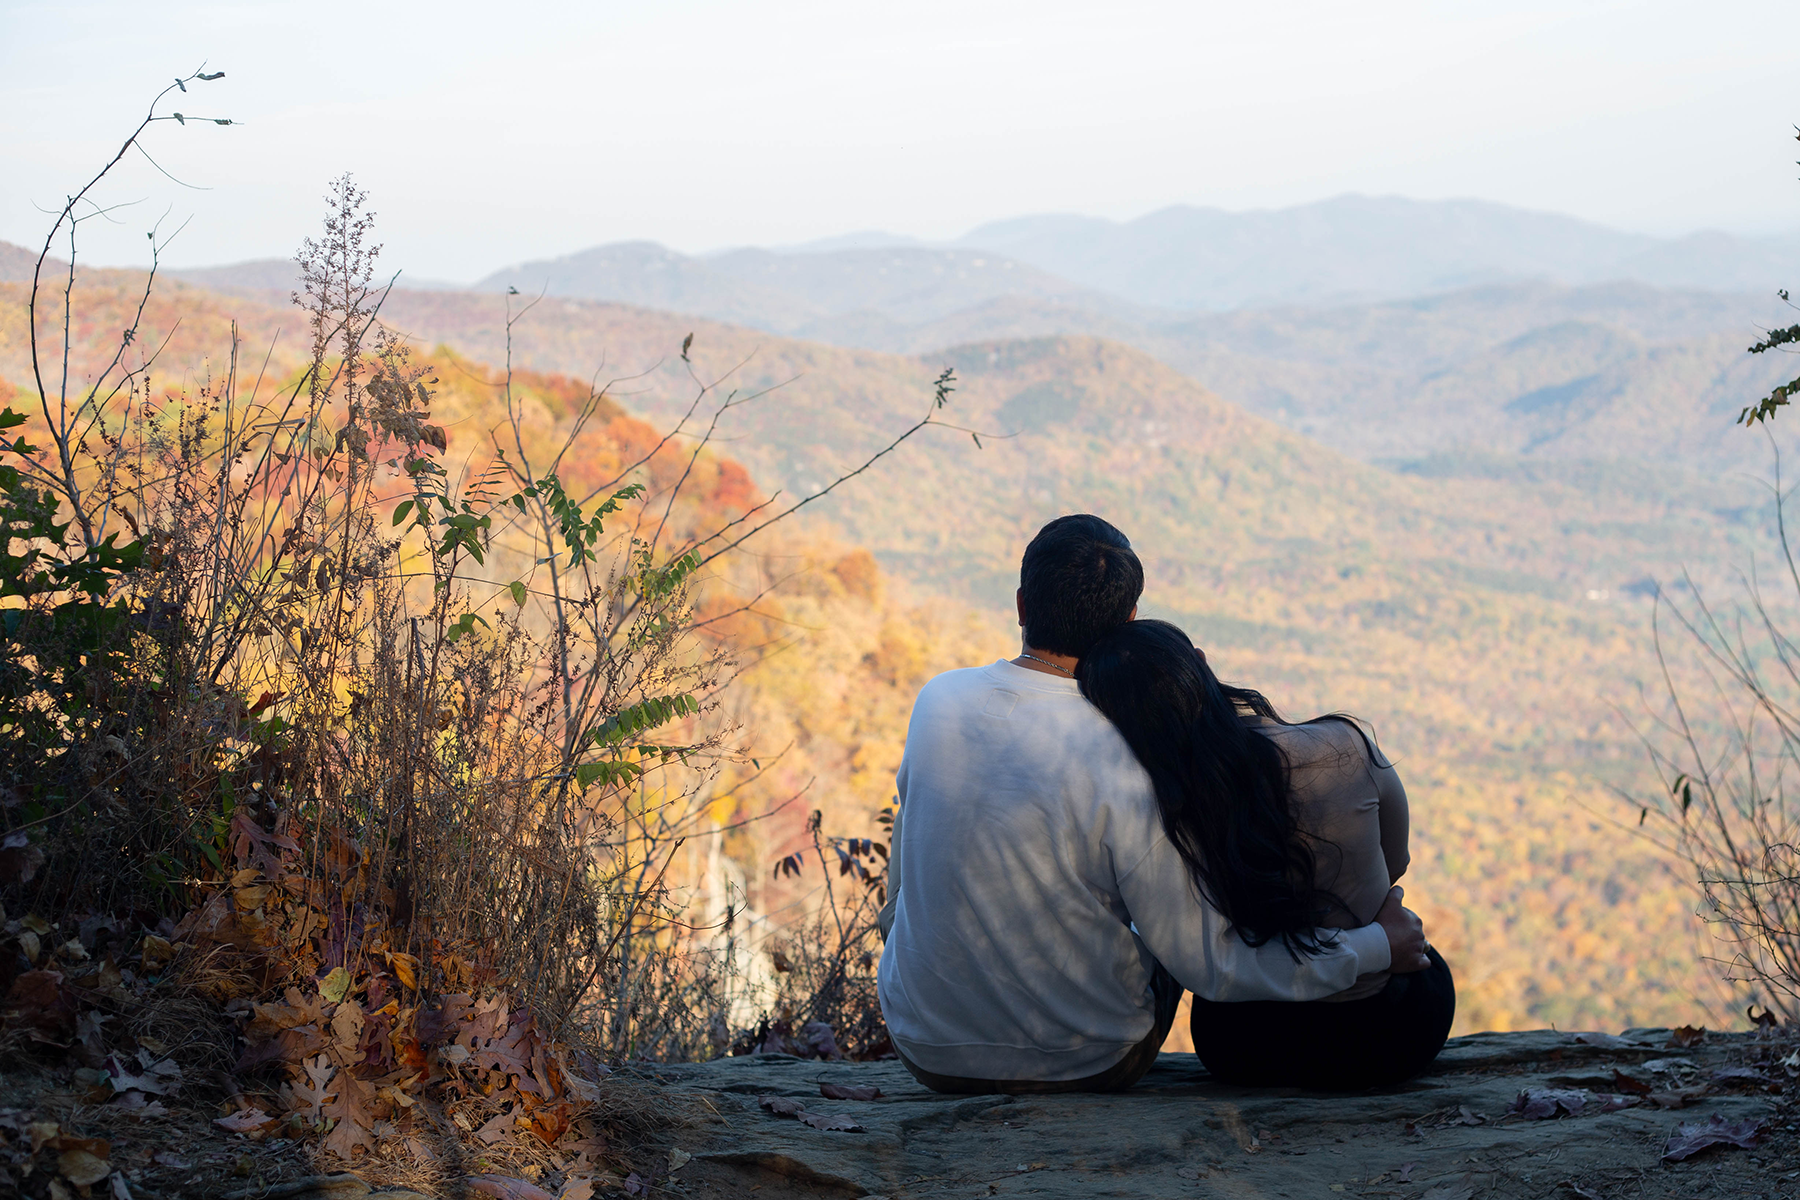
[321,1070,378,1158]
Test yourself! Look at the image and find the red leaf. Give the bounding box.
[818,1083,881,1101]
[758,1094,805,1116]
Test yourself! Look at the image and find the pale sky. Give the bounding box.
[4,0,1799,282]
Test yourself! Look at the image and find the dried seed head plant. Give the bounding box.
[2,76,959,1181]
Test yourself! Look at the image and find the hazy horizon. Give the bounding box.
[6,0,1800,280]
[14,192,1800,291]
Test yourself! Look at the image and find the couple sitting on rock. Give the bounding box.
[876,514,1455,1093]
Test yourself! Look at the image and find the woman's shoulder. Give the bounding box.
[1253,715,1387,772]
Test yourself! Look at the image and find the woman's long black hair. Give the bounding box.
[1076,619,1364,957]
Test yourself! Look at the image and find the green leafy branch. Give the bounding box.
[570,694,701,791]
[511,476,644,568]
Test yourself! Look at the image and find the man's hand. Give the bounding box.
[1376,885,1432,974]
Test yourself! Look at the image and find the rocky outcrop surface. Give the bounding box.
[646,1028,1796,1199]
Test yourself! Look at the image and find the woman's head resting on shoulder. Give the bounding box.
[1075,619,1337,957]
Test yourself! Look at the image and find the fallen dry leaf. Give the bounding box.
[7,968,73,1041]
[758,1094,806,1116]
[1420,1178,1475,1200]
[111,1092,169,1117]
[1610,1069,1652,1095]
[464,1177,558,1200]
[213,1108,277,1134]
[1667,1025,1707,1049]
[1662,1115,1764,1161]
[105,1050,182,1097]
[329,998,365,1045]
[318,966,354,1004]
[0,829,45,885]
[1710,1067,1769,1086]
[137,934,176,973]
[1647,1088,1707,1110]
[57,1148,112,1187]
[818,1082,882,1101]
[797,1110,863,1132]
[386,950,419,989]
[1508,1088,1588,1119]
[798,1020,843,1060]
[559,1180,595,1200]
[474,1106,517,1146]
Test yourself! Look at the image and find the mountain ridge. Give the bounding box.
[15,192,1795,317]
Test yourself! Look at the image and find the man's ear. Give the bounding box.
[1128,604,1138,621]
[1016,588,1027,628]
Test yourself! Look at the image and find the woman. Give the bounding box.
[1076,619,1455,1089]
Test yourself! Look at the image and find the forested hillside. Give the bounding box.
[3,266,1785,1032]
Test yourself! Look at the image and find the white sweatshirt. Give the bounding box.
[876,660,1392,1081]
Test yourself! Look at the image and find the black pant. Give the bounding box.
[1189,947,1456,1090]
[897,965,1184,1094]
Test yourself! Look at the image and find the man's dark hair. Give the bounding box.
[1019,514,1143,657]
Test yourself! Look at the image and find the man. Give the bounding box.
[876,514,1431,1093]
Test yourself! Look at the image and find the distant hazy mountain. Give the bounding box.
[472,243,1143,333]
[9,229,1790,476]
[0,241,61,283]
[956,195,1800,310]
[78,194,1799,342]
[774,231,924,253]
[161,258,464,296]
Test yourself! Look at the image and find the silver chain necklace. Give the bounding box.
[1019,652,1074,676]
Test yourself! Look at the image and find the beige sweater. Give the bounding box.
[1254,717,1410,1000]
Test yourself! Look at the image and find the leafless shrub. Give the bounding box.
[4,77,958,1092]
[1626,466,1800,1023]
